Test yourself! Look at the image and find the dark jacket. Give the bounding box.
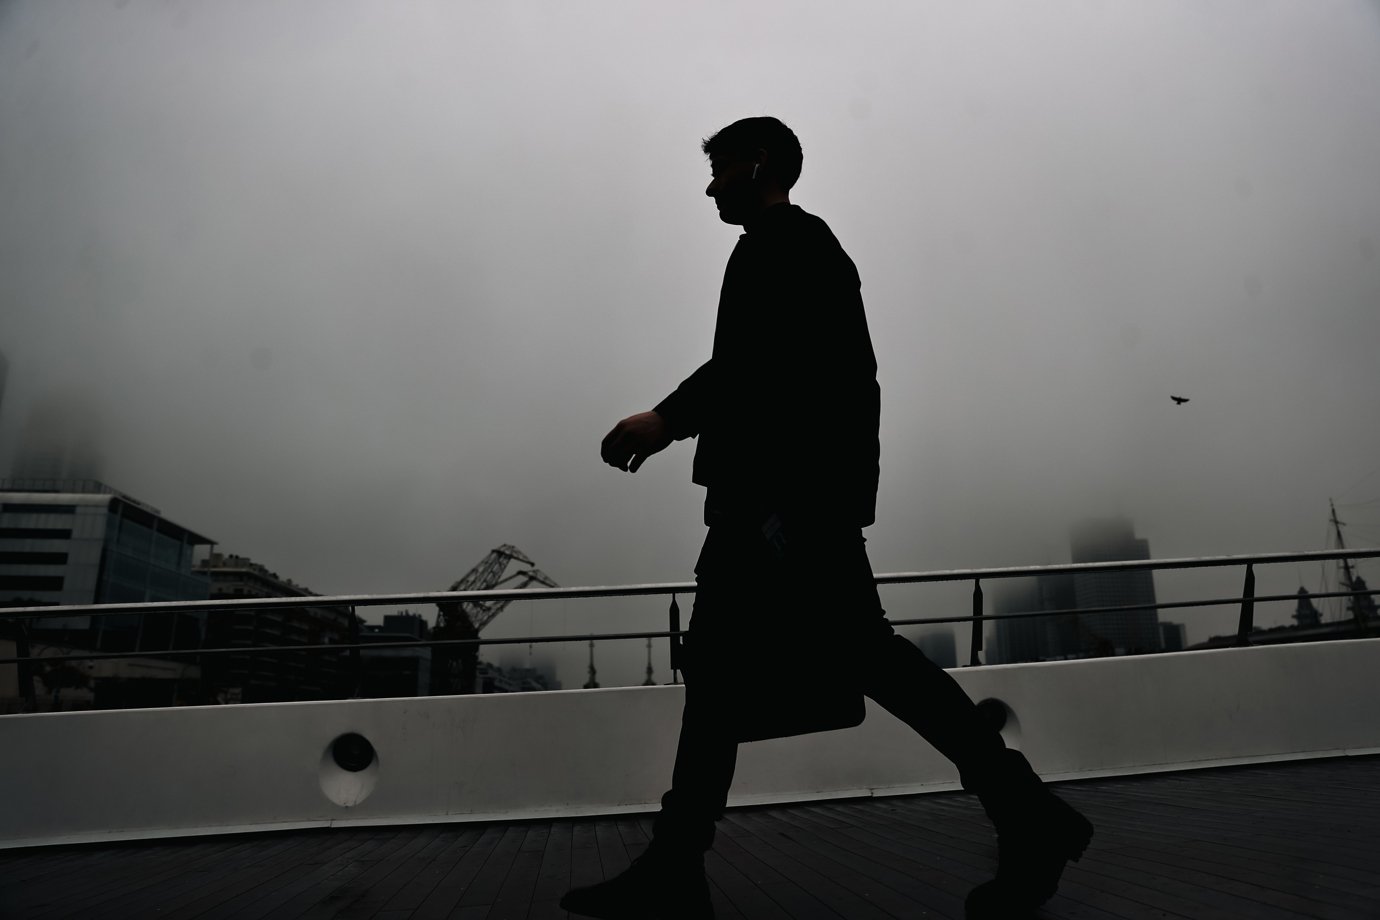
[654,204,881,527]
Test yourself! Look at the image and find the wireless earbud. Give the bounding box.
[752,163,760,180]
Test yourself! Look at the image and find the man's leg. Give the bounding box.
[655,526,748,852]
[654,683,741,851]
[823,532,1007,780]
[561,530,742,920]
[859,629,1005,779]
[860,628,1093,918]
[559,681,733,920]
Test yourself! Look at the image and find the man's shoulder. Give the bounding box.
[771,205,842,249]
[783,203,829,229]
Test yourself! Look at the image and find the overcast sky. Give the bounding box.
[3,0,1379,687]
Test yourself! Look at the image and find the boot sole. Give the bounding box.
[1035,801,1094,903]
[965,796,1094,918]
[1060,801,1095,863]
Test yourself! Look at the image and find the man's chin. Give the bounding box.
[716,209,744,226]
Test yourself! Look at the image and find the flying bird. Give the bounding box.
[1171,395,1190,405]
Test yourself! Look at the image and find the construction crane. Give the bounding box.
[431,544,557,695]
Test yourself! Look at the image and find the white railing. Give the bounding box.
[1,549,1378,850]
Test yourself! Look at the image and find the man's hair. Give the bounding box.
[702,116,803,191]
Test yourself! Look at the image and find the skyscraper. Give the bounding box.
[11,388,104,483]
[915,629,958,669]
[1160,622,1187,652]
[990,573,1080,664]
[990,519,1164,663]
[1069,518,1162,656]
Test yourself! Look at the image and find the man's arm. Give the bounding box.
[652,359,713,441]
[601,360,713,473]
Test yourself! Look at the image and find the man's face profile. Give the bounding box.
[705,155,757,226]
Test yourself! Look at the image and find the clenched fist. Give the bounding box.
[601,411,672,473]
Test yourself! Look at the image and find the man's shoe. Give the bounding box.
[559,843,713,920]
[965,790,1093,919]
[960,750,1093,918]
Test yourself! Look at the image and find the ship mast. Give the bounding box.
[583,639,599,689]
[1330,499,1373,636]
[642,637,656,686]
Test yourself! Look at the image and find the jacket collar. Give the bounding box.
[742,202,796,236]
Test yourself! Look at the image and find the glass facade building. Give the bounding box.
[1069,518,1162,656]
[0,480,214,654]
[990,519,1163,663]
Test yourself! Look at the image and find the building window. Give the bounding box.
[0,551,69,565]
[1,503,77,515]
[0,527,73,540]
[0,575,65,592]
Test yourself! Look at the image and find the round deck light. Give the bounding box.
[332,732,376,772]
[320,732,380,807]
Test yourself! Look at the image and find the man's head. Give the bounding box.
[702,116,802,225]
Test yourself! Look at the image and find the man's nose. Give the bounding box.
[705,178,718,197]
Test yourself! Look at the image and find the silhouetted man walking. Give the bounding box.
[564,117,1092,920]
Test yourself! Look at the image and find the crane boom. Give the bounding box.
[438,544,558,634]
[432,544,558,695]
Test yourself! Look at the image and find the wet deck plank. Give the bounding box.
[2,756,1377,920]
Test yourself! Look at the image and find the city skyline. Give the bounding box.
[5,472,1372,693]
[3,1,1380,688]
[990,517,1172,665]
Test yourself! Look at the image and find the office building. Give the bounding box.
[0,479,214,709]
[1,479,212,638]
[990,519,1163,663]
[1069,518,1162,656]
[915,629,957,669]
[360,611,433,699]
[476,661,560,693]
[195,552,355,703]
[10,390,105,483]
[990,573,1081,664]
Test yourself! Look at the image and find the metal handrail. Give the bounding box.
[4,587,1376,669]
[2,548,1376,678]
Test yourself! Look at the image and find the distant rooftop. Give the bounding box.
[0,478,161,515]
[0,477,215,545]
[195,551,317,595]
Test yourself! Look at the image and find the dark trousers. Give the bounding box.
[655,521,1006,849]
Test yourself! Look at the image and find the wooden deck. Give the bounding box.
[3,755,1378,920]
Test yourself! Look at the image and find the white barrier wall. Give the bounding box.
[3,639,1378,849]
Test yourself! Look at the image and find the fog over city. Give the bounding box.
[3,1,1379,688]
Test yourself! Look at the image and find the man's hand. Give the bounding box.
[601,411,672,473]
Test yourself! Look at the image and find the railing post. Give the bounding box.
[668,594,682,685]
[969,578,984,667]
[245,609,260,703]
[11,620,37,713]
[347,606,363,698]
[197,609,213,705]
[1234,563,1256,647]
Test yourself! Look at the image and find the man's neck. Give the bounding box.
[743,196,791,232]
